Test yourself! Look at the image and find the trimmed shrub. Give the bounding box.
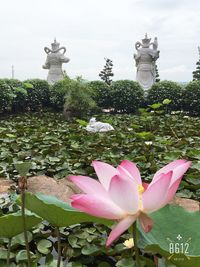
[88,81,112,109]
[110,80,144,113]
[2,79,28,113]
[63,79,97,118]
[24,79,50,111]
[182,81,200,115]
[2,78,22,88]
[0,79,15,113]
[50,77,72,111]
[147,80,183,111]
[12,87,28,113]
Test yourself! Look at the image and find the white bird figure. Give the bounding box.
[86,118,114,133]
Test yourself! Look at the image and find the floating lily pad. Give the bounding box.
[37,239,52,254]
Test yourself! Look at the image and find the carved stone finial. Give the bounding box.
[51,38,60,52]
[141,33,151,48]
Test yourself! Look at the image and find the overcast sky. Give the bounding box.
[0,0,200,82]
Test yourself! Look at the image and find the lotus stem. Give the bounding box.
[169,126,179,140]
[6,238,12,267]
[56,226,61,267]
[133,221,141,267]
[21,188,31,267]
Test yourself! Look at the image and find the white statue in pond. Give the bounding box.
[86,118,114,133]
[43,39,70,84]
[134,34,160,90]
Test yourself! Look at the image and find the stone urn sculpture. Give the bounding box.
[43,39,70,84]
[134,34,160,90]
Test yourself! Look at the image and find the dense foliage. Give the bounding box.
[0,79,15,113]
[110,80,144,113]
[0,79,51,113]
[23,79,50,111]
[49,77,72,111]
[88,81,112,109]
[0,112,199,266]
[3,78,23,88]
[182,80,200,115]
[5,79,27,113]
[63,78,97,118]
[2,78,200,116]
[147,80,183,111]
[1,192,199,266]
[0,112,199,200]
[192,57,200,81]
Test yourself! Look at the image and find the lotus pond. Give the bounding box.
[0,112,200,200]
[0,112,200,267]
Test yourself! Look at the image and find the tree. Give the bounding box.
[99,58,114,85]
[155,64,160,82]
[192,46,200,81]
[193,61,200,81]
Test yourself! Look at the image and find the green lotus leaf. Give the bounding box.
[14,162,32,176]
[0,213,42,238]
[139,204,200,267]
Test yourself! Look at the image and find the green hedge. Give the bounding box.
[110,80,144,113]
[88,81,112,109]
[0,79,15,113]
[182,81,200,115]
[2,79,27,113]
[49,77,72,111]
[147,81,183,111]
[3,78,23,88]
[1,78,200,116]
[0,79,50,114]
[24,79,50,111]
[63,79,97,118]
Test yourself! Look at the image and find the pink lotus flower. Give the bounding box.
[69,159,191,246]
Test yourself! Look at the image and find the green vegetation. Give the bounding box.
[0,112,199,200]
[147,80,183,111]
[110,80,144,113]
[63,78,97,118]
[0,95,200,266]
[192,55,200,81]
[0,191,199,266]
[99,58,114,85]
[88,81,111,109]
[1,78,200,115]
[182,80,200,116]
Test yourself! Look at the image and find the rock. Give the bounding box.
[27,175,81,203]
[171,197,199,212]
[0,178,15,194]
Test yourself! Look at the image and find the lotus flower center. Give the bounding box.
[137,185,144,194]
